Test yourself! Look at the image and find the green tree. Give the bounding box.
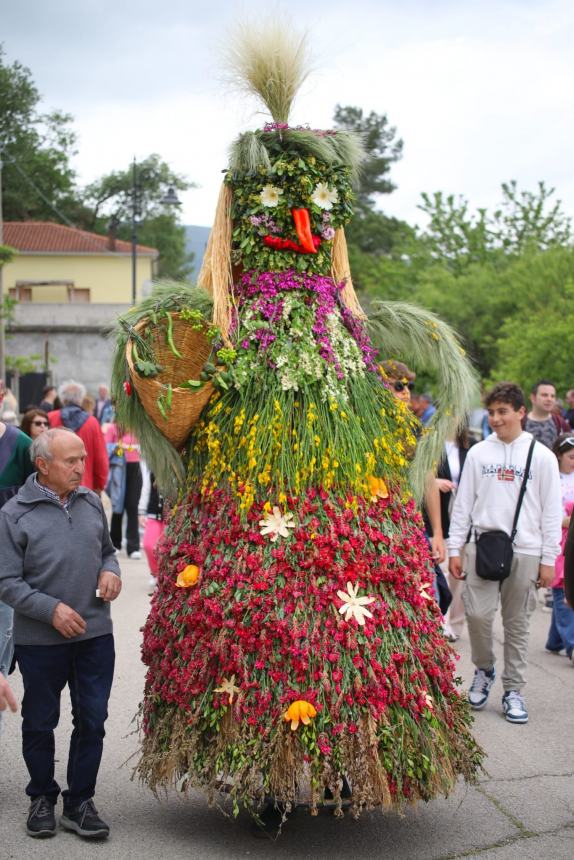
[333,104,412,259]
[410,261,515,378]
[333,104,403,208]
[418,182,572,274]
[0,45,77,221]
[79,155,196,279]
[489,247,574,393]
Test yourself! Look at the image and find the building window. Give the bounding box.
[9,286,32,302]
[70,288,91,303]
[12,281,91,303]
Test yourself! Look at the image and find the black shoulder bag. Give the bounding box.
[474,439,536,582]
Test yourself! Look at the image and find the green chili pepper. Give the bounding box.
[157,395,168,421]
[132,341,140,363]
[166,384,173,409]
[165,312,182,358]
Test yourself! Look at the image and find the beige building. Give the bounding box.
[3,221,158,303]
[3,222,159,392]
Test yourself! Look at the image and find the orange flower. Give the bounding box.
[367,475,389,501]
[176,564,201,588]
[283,700,317,731]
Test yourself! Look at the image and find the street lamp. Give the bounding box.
[130,159,182,304]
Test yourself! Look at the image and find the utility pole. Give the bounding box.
[131,158,139,305]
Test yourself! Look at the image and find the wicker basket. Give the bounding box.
[126,314,215,449]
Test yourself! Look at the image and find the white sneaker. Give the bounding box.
[147,576,157,595]
[129,551,142,560]
[502,690,528,724]
[468,667,496,709]
[443,623,459,643]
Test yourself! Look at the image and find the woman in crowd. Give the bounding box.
[138,463,166,595]
[104,422,143,559]
[20,409,49,440]
[0,380,34,735]
[436,426,475,642]
[545,433,574,663]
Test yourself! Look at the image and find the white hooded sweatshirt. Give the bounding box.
[447,431,562,565]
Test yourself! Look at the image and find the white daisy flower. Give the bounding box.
[259,184,284,207]
[311,182,339,210]
[336,581,376,626]
[259,506,295,541]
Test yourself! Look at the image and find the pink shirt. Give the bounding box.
[104,425,141,464]
[552,492,574,588]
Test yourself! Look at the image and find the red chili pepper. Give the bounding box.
[263,233,321,254]
[123,380,132,396]
[291,207,317,254]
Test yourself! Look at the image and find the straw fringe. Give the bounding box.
[331,228,366,319]
[197,183,234,343]
[136,694,479,815]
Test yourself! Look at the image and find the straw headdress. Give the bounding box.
[198,19,368,337]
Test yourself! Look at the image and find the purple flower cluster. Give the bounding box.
[320,212,335,241]
[235,270,378,372]
[249,214,280,234]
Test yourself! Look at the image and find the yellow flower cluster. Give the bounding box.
[190,386,418,512]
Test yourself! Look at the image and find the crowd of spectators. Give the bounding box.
[2,370,574,837]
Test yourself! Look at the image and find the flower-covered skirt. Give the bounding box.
[138,487,483,816]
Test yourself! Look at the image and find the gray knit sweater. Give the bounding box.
[0,474,121,646]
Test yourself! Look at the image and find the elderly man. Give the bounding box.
[0,428,121,839]
[48,380,108,492]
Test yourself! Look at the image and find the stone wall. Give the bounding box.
[6,303,131,395]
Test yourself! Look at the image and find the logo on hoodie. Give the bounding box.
[481,463,532,482]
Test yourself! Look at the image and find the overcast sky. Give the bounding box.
[2,0,574,229]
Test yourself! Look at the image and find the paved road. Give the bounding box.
[1,557,573,859]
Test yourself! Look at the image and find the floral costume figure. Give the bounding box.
[114,23,483,820]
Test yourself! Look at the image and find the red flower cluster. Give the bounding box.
[141,487,459,748]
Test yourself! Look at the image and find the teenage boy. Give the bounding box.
[448,382,561,724]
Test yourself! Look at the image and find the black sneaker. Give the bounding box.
[60,799,109,839]
[26,795,56,838]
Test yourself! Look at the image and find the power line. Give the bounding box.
[0,145,116,255]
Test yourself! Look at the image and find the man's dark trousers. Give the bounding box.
[15,634,115,807]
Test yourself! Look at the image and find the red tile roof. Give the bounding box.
[3,222,158,256]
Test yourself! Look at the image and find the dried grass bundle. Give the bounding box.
[197,183,234,343]
[224,19,312,123]
[331,228,366,319]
